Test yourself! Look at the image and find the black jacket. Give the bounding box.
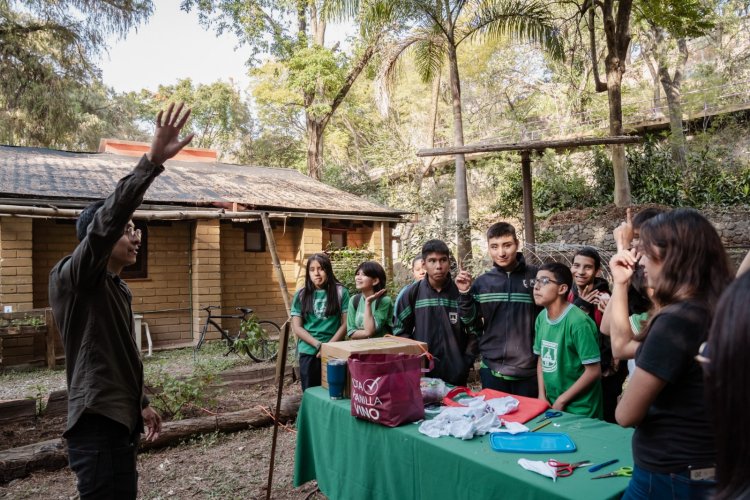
[458,253,540,378]
[50,155,160,435]
[394,277,476,386]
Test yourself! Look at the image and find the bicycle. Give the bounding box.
[195,305,283,362]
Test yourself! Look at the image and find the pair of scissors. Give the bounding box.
[537,410,563,422]
[548,460,592,477]
[592,467,633,479]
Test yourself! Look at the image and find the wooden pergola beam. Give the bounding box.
[416,135,643,251]
[416,135,642,157]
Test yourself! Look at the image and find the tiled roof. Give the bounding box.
[0,146,407,217]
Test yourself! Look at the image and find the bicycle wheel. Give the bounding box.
[195,321,210,351]
[244,320,281,362]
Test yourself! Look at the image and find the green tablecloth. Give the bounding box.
[294,387,634,500]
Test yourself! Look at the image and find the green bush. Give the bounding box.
[485,151,596,216]
[486,155,524,217]
[592,146,614,204]
[627,138,683,206]
[626,135,750,207]
[532,151,596,213]
[146,363,218,420]
[327,245,376,297]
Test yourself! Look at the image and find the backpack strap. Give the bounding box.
[353,293,362,310]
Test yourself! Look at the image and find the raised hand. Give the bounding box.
[365,289,387,304]
[614,208,634,252]
[580,284,601,305]
[609,249,638,286]
[597,293,610,313]
[455,267,473,293]
[147,102,195,166]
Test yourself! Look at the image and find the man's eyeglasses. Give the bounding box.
[124,226,142,240]
[524,277,562,288]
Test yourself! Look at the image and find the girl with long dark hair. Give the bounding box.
[291,253,349,390]
[346,261,393,339]
[608,208,732,499]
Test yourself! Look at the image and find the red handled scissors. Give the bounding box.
[548,459,592,477]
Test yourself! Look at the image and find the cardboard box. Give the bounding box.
[321,337,428,397]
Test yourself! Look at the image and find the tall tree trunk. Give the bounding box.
[642,50,662,112]
[605,61,630,206]
[657,36,688,170]
[446,43,472,263]
[416,71,441,190]
[306,118,325,180]
[298,17,380,179]
[591,0,633,207]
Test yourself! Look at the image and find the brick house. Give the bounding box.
[0,141,408,352]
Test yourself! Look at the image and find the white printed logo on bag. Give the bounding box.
[541,340,558,372]
[351,376,383,421]
[363,377,381,395]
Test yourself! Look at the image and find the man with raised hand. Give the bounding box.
[49,103,194,499]
[455,222,540,396]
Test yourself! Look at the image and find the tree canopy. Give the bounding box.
[0,0,153,147]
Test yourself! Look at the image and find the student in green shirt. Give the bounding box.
[347,261,393,339]
[533,262,603,419]
[291,253,349,391]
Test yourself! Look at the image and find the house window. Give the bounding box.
[328,230,347,250]
[122,221,148,279]
[244,224,266,252]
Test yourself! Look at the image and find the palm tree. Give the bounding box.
[376,0,562,261]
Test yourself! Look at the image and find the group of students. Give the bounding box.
[291,210,750,500]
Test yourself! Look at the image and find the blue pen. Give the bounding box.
[589,459,619,472]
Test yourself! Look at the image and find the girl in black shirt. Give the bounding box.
[608,208,732,500]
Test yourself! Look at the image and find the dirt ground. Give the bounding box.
[0,346,325,499]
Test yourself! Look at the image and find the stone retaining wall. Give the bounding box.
[538,207,750,267]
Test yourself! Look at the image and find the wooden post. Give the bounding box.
[260,213,291,318]
[265,321,291,500]
[521,151,536,251]
[44,308,57,369]
[260,212,294,383]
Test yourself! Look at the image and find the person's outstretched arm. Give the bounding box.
[608,250,641,360]
[58,103,193,291]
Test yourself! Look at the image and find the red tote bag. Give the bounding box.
[348,353,425,427]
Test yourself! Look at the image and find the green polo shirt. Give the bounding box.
[291,287,349,355]
[346,294,393,338]
[533,304,603,419]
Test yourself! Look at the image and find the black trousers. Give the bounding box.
[299,353,322,391]
[479,367,539,398]
[65,413,139,500]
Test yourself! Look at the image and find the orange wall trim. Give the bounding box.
[98,139,217,162]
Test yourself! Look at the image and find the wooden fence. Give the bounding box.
[0,308,60,369]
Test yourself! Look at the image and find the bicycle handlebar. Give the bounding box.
[201,305,254,316]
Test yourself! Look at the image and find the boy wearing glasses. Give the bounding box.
[533,263,603,418]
